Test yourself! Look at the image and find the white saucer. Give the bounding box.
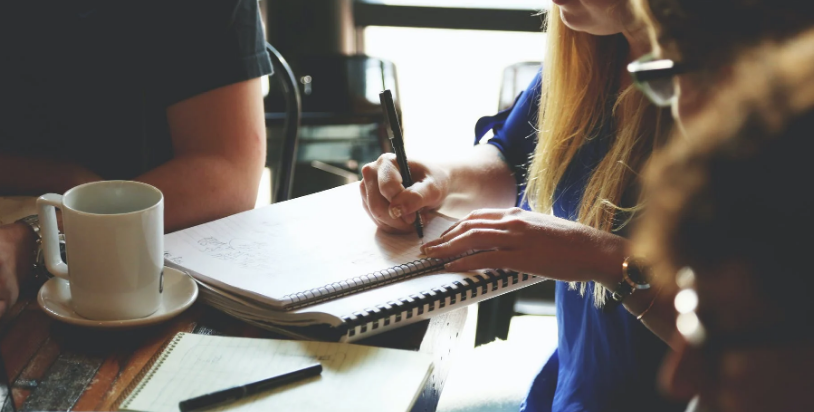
[37,266,198,329]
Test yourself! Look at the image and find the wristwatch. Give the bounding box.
[17,214,43,267]
[611,256,652,303]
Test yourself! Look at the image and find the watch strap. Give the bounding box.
[16,214,53,282]
[611,281,634,303]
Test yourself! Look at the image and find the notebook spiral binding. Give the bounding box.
[115,333,185,410]
[341,270,529,339]
[281,253,475,311]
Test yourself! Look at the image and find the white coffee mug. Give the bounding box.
[37,180,164,320]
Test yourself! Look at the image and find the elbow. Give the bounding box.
[226,130,267,213]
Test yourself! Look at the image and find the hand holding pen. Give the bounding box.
[360,153,451,235]
[377,90,424,238]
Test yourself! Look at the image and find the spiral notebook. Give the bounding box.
[117,332,433,412]
[164,184,546,341]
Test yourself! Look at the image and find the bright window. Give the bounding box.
[369,0,547,10]
[364,26,546,158]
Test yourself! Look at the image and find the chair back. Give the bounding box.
[264,42,302,203]
[498,61,542,111]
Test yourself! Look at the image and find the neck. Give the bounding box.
[619,29,649,90]
[622,28,650,61]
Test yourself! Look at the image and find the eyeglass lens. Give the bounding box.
[641,77,676,107]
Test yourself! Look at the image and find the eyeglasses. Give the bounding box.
[627,53,689,108]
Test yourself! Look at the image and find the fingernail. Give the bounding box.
[425,245,443,257]
[389,206,403,219]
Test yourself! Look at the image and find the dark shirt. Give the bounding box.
[476,71,684,412]
[0,0,272,180]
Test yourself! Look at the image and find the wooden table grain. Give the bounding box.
[0,278,471,412]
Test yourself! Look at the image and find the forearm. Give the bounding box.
[136,152,264,233]
[438,144,518,217]
[153,77,267,233]
[591,238,678,344]
[0,154,101,196]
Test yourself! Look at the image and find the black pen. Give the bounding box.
[379,89,424,238]
[178,363,322,412]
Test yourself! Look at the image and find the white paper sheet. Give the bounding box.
[164,184,457,309]
[120,333,432,412]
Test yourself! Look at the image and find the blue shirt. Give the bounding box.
[475,72,684,412]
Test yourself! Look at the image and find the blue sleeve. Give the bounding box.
[474,70,542,207]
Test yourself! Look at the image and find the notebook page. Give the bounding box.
[120,333,433,412]
[164,184,457,308]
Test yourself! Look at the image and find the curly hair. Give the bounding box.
[634,0,814,70]
[636,29,814,313]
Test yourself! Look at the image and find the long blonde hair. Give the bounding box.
[525,6,670,306]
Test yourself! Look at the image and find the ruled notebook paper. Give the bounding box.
[164,184,459,310]
[119,333,433,412]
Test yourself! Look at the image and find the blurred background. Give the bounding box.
[259,0,547,203]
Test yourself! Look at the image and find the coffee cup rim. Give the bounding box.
[62,180,164,217]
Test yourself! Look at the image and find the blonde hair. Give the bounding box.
[525,7,670,306]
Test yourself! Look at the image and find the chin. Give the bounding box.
[559,8,621,36]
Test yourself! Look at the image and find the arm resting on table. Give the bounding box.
[0,78,266,233]
[134,77,267,233]
[0,155,101,197]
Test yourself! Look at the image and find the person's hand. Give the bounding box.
[420,208,627,283]
[360,153,450,233]
[0,223,36,317]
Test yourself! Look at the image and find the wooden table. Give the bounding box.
[0,278,472,412]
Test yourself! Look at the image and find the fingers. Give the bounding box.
[375,157,404,202]
[438,208,520,238]
[359,174,412,233]
[425,218,508,248]
[360,154,443,229]
[389,179,439,221]
[427,209,520,246]
[443,250,515,272]
[423,227,514,259]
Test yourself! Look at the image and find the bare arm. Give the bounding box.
[0,155,101,196]
[360,143,517,232]
[439,144,519,217]
[0,78,265,232]
[137,77,266,232]
[592,246,679,346]
[422,209,678,345]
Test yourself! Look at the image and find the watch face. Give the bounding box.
[624,257,651,286]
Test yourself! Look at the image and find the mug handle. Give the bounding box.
[37,193,69,279]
